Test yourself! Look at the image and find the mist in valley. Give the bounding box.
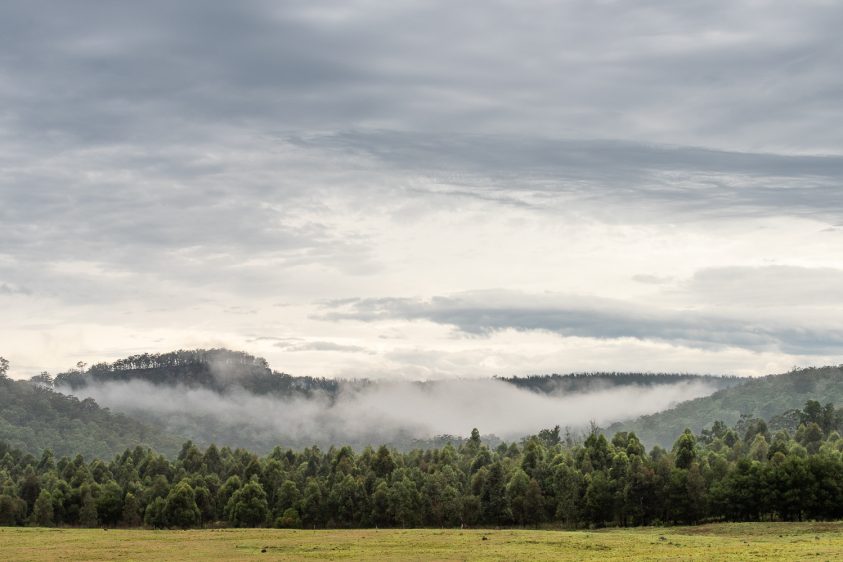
[57,377,720,450]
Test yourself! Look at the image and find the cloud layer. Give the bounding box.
[2,1,843,378]
[322,288,843,355]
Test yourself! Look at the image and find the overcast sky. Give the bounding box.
[3,0,843,379]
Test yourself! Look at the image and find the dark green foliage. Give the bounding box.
[275,507,301,528]
[54,349,338,398]
[226,477,269,527]
[506,469,530,525]
[121,492,142,527]
[0,377,180,459]
[32,490,54,526]
[611,366,843,448]
[0,495,26,525]
[143,497,167,529]
[672,429,697,469]
[79,489,98,528]
[800,400,842,434]
[386,476,418,528]
[275,480,300,515]
[97,481,124,526]
[502,372,739,394]
[165,480,200,528]
[372,446,396,477]
[3,399,843,529]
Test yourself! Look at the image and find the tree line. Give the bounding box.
[502,372,740,394]
[44,348,740,402]
[2,401,843,529]
[51,349,342,397]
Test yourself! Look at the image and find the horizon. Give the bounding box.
[5,344,824,382]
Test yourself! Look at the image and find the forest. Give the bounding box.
[2,400,843,530]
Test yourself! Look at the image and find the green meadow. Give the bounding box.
[3,523,843,561]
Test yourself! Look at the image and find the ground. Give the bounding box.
[3,522,843,561]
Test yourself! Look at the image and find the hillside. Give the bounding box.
[13,348,843,456]
[39,348,738,453]
[0,377,181,459]
[609,365,843,448]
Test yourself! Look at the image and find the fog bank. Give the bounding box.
[58,378,719,449]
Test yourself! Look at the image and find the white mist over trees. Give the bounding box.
[58,377,719,450]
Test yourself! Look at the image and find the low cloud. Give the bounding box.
[59,377,720,448]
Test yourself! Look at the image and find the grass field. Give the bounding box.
[3,523,843,561]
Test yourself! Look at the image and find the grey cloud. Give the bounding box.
[2,0,842,301]
[0,283,31,295]
[3,1,843,374]
[321,291,843,355]
[275,340,372,354]
[291,130,843,222]
[0,137,381,306]
[1,1,842,149]
[684,265,843,307]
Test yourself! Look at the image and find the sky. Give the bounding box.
[2,0,843,380]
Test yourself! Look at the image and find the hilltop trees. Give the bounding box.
[52,348,339,398]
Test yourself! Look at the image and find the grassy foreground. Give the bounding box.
[3,523,843,561]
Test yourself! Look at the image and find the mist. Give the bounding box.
[57,377,720,450]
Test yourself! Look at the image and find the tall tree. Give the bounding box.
[226,477,269,528]
[121,492,142,527]
[673,429,697,470]
[506,469,530,526]
[32,490,54,527]
[79,489,98,528]
[165,480,201,529]
[97,481,124,526]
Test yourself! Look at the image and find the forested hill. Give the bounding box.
[53,349,344,397]
[609,365,843,448]
[52,348,739,397]
[501,372,740,394]
[0,377,181,459]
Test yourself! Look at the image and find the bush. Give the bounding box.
[275,508,302,528]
